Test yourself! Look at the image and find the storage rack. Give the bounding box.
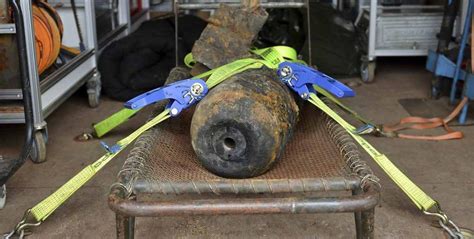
[0,0,150,163]
[358,0,464,82]
[0,0,100,163]
[172,0,312,66]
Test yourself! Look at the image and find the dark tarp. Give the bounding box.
[98,15,206,101]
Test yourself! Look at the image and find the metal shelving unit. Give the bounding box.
[0,1,101,163]
[0,0,149,163]
[92,0,150,51]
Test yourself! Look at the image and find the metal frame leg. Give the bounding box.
[353,188,375,239]
[174,0,179,67]
[353,189,362,237]
[19,0,45,130]
[359,208,375,239]
[116,213,135,239]
[305,0,312,65]
[450,0,473,104]
[354,210,363,237]
[368,0,377,62]
[353,188,363,238]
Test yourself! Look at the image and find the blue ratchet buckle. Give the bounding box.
[101,79,208,154]
[277,62,355,99]
[124,78,208,116]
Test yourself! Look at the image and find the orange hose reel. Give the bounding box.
[32,1,63,74]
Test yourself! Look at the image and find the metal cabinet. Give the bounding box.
[360,1,447,82]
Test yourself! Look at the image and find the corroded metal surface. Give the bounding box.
[191,4,268,69]
[0,1,9,24]
[109,191,379,217]
[0,36,20,89]
[0,1,21,89]
[109,77,380,238]
[190,69,299,178]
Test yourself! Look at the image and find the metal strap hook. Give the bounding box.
[423,203,473,239]
[3,209,41,239]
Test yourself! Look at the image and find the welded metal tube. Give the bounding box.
[178,2,305,9]
[109,189,380,217]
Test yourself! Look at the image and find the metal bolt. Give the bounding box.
[170,108,179,116]
[279,66,292,78]
[300,93,308,99]
[190,83,204,96]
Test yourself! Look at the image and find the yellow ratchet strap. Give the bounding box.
[11,46,296,235]
[95,46,297,138]
[314,86,375,126]
[307,92,437,211]
[93,108,139,138]
[30,110,171,222]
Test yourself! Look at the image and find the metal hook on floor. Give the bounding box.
[3,209,41,239]
[423,203,474,239]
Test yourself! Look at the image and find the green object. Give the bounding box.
[31,110,170,221]
[9,45,466,238]
[94,46,298,138]
[93,108,139,138]
[12,47,297,234]
[309,93,436,211]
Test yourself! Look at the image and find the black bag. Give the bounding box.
[99,15,206,101]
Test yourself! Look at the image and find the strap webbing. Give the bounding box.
[28,46,295,223]
[93,108,138,138]
[314,86,375,126]
[94,46,296,138]
[382,97,467,141]
[308,93,437,211]
[21,45,468,238]
[30,110,171,221]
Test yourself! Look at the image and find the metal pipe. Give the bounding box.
[305,0,312,65]
[360,5,444,10]
[368,0,377,61]
[174,0,179,67]
[133,177,361,194]
[19,0,44,130]
[109,188,379,217]
[178,2,305,9]
[0,0,35,186]
[449,0,473,103]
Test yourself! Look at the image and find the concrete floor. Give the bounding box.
[0,58,473,238]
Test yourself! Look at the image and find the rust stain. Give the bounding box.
[191,4,268,68]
